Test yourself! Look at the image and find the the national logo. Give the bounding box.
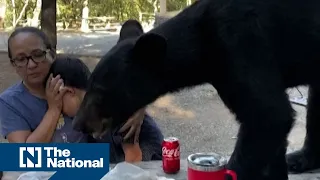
[19,147,103,169]
[0,143,110,180]
[19,147,42,168]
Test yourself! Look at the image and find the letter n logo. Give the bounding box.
[19,147,42,168]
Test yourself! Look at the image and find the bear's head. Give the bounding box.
[73,20,167,137]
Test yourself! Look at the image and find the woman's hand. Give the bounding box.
[119,107,146,143]
[45,74,67,111]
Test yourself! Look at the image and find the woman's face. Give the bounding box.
[9,32,53,86]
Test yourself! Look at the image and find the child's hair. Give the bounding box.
[45,56,91,90]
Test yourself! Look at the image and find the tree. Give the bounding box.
[31,0,41,27]
[80,0,89,32]
[3,0,192,30]
[41,0,57,50]
[0,0,6,28]
[10,0,30,27]
[11,0,16,27]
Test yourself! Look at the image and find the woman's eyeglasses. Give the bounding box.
[11,49,49,67]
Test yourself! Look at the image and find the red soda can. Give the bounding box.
[162,137,180,174]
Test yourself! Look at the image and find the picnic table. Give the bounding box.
[2,159,320,180]
[113,160,187,180]
[2,160,187,180]
[122,160,320,180]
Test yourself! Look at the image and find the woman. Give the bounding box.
[0,26,145,144]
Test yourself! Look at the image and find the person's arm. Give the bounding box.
[24,107,61,143]
[0,100,61,143]
[2,74,66,143]
[24,74,66,143]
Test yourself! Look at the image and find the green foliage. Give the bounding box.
[5,0,37,27]
[4,0,192,29]
[58,0,85,20]
[87,0,153,22]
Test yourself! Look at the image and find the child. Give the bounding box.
[47,56,164,163]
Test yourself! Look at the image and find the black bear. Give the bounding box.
[73,0,320,179]
[72,19,145,135]
[118,19,144,43]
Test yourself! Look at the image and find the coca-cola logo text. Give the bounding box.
[162,146,180,158]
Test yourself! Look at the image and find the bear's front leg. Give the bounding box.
[287,85,320,173]
[226,125,289,180]
[217,80,295,180]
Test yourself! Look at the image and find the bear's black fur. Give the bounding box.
[118,19,144,43]
[73,0,320,179]
[72,19,144,135]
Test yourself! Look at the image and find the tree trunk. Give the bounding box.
[81,0,89,32]
[0,0,6,28]
[159,0,166,15]
[14,0,29,27]
[153,0,158,14]
[31,0,41,27]
[41,0,57,50]
[11,0,16,27]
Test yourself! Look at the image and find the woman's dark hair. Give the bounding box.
[7,26,55,59]
[45,56,91,90]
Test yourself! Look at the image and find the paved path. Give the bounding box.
[0,26,153,57]
[0,31,119,57]
[0,31,318,179]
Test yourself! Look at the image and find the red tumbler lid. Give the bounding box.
[187,152,227,172]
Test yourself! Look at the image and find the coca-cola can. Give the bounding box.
[162,137,180,174]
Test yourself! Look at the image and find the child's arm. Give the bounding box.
[122,143,143,162]
[120,126,143,162]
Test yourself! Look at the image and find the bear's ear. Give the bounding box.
[117,19,144,43]
[130,33,167,66]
